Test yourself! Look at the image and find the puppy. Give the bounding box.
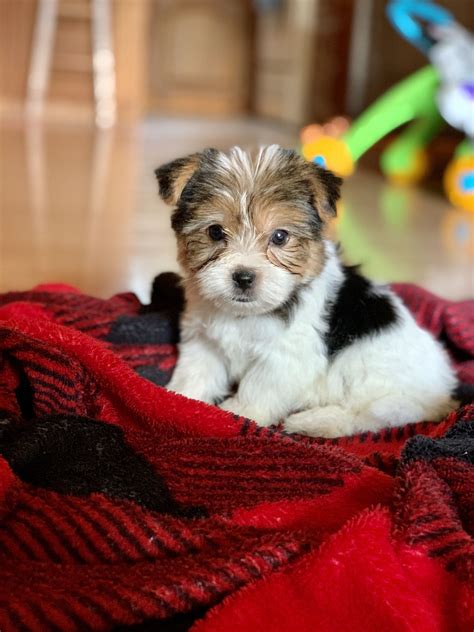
[155,146,457,437]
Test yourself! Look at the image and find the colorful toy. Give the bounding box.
[301,0,474,212]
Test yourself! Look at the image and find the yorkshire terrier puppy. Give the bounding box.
[155,146,456,437]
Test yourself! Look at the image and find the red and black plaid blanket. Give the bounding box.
[0,275,473,632]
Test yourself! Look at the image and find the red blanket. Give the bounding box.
[0,277,473,632]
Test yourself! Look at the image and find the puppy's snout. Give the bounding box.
[232,269,256,290]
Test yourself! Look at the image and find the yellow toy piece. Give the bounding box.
[302,137,355,177]
[443,155,474,213]
[384,148,429,186]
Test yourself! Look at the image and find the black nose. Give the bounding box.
[232,269,256,290]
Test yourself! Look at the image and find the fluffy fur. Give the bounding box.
[155,146,457,437]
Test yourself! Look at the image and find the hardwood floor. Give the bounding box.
[1,117,472,301]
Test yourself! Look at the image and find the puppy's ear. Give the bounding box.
[155,148,219,206]
[155,153,200,206]
[309,164,342,220]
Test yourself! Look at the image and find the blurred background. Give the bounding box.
[0,0,473,301]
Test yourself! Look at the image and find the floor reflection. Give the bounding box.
[337,174,473,298]
[1,118,472,301]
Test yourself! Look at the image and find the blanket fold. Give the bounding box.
[0,278,472,632]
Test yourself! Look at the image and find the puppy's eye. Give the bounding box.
[208,224,225,241]
[270,229,289,246]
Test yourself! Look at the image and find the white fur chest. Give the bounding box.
[193,310,285,381]
[182,276,332,385]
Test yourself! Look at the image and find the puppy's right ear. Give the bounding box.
[155,148,219,206]
[155,153,201,206]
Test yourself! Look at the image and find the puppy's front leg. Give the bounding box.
[221,352,314,426]
[167,337,229,404]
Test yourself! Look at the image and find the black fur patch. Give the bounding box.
[325,266,398,357]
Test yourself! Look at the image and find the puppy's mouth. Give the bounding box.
[232,297,254,304]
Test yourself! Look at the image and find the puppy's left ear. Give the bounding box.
[309,164,342,220]
[155,148,220,205]
[155,153,201,206]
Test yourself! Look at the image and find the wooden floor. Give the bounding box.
[1,117,473,301]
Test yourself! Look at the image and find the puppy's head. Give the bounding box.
[155,145,341,316]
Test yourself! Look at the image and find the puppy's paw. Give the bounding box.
[284,406,355,438]
[166,375,192,396]
[220,397,274,427]
[166,375,213,404]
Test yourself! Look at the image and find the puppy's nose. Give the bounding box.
[232,269,256,290]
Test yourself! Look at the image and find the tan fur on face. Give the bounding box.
[253,202,327,277]
[156,145,341,279]
[177,232,226,272]
[266,235,326,277]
